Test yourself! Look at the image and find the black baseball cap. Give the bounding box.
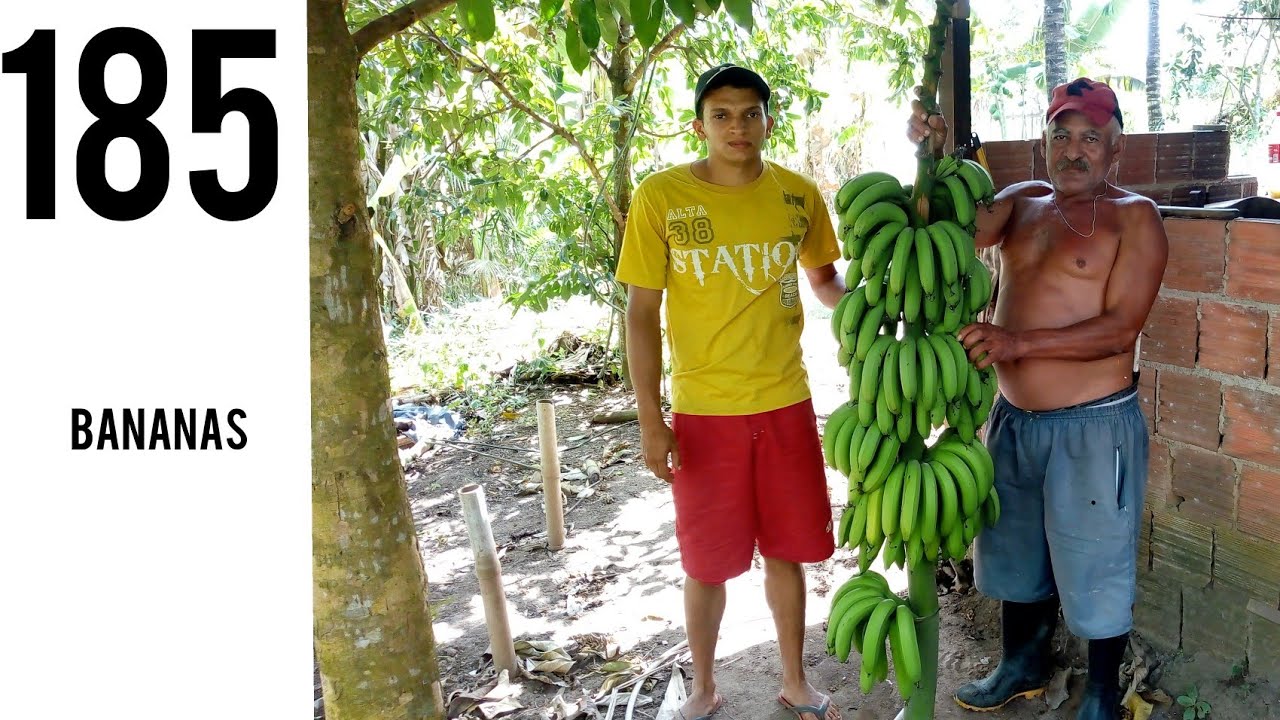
[693,63,771,118]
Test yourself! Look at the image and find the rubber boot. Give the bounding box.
[1075,633,1127,720]
[954,597,1059,711]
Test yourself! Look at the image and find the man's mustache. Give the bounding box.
[1056,158,1090,172]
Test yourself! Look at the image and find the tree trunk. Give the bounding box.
[1146,0,1163,130]
[1043,0,1067,98]
[609,24,637,390]
[309,2,444,719]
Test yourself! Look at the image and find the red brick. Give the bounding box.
[1141,295,1198,368]
[1135,187,1172,205]
[1223,388,1280,467]
[1118,134,1157,185]
[1239,464,1280,544]
[1271,313,1280,386]
[1138,367,1158,433]
[1145,436,1173,511]
[1155,132,1195,183]
[983,140,1034,190]
[1169,444,1236,527]
[1157,370,1222,450]
[1200,301,1268,378]
[1192,129,1231,181]
[1032,145,1049,182]
[1206,179,1246,203]
[1161,218,1226,293]
[1226,220,1280,304]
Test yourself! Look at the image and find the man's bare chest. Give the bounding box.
[1002,206,1121,284]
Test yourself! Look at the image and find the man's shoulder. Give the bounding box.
[1000,180,1054,203]
[766,161,820,192]
[637,163,692,192]
[1109,187,1159,210]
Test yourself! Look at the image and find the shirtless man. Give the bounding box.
[908,78,1169,720]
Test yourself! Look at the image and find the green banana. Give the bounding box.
[966,364,983,406]
[861,220,907,280]
[853,202,910,243]
[933,461,960,536]
[916,336,939,412]
[865,486,884,546]
[831,290,854,341]
[855,300,886,361]
[982,487,1002,528]
[836,171,900,214]
[926,333,958,400]
[859,335,895,426]
[903,253,923,323]
[840,283,870,339]
[844,179,905,232]
[821,402,858,467]
[888,225,915,296]
[876,386,894,436]
[942,175,976,227]
[832,594,884,661]
[932,450,980,518]
[925,222,960,285]
[919,462,939,544]
[966,256,992,314]
[864,244,894,306]
[882,342,902,414]
[935,154,959,178]
[913,226,938,296]
[945,334,969,399]
[957,159,995,205]
[898,337,918,402]
[859,599,899,693]
[847,423,868,481]
[899,459,921,541]
[894,603,923,684]
[896,398,913,443]
[938,220,975,272]
[862,434,902,493]
[833,419,857,476]
[880,461,906,537]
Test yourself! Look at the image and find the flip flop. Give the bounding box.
[677,693,723,720]
[778,692,839,720]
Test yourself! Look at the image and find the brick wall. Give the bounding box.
[1133,216,1280,677]
[980,129,1259,205]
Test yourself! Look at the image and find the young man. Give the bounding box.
[616,64,846,720]
[909,79,1169,720]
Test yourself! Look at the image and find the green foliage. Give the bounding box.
[1168,0,1280,143]
[347,0,854,326]
[1177,685,1212,720]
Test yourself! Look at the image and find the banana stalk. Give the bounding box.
[899,563,941,720]
[901,5,953,720]
[908,1,954,227]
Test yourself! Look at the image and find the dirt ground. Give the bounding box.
[384,290,1280,719]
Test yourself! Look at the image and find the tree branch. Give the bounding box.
[424,29,625,228]
[352,0,456,58]
[627,24,686,90]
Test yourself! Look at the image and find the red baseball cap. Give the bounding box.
[1046,77,1124,130]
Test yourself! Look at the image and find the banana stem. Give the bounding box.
[904,561,941,720]
[909,1,954,226]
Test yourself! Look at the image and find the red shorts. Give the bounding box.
[671,398,834,585]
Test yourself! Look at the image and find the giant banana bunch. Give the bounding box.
[824,155,1002,701]
[825,570,925,700]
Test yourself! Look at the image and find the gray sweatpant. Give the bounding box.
[973,386,1148,639]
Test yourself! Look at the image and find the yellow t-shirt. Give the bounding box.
[616,161,840,416]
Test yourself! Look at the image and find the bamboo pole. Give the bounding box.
[458,483,517,675]
[536,399,566,550]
